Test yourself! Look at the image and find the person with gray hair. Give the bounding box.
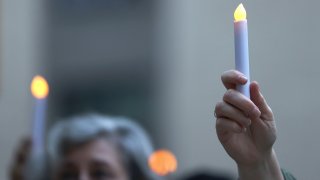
[44,114,161,180]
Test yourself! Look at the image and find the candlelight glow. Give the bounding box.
[31,75,49,99]
[148,149,177,176]
[234,3,247,22]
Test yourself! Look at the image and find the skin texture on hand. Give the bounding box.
[215,70,283,180]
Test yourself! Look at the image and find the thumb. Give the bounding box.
[250,81,273,120]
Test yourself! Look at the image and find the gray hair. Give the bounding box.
[47,114,160,180]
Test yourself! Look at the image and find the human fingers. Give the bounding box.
[15,137,31,164]
[10,163,24,180]
[215,101,251,128]
[250,81,274,120]
[216,117,243,134]
[223,89,261,119]
[221,70,248,90]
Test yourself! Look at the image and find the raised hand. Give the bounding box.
[215,70,283,180]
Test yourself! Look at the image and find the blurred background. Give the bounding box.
[1,0,319,179]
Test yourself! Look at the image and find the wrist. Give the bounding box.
[237,149,284,180]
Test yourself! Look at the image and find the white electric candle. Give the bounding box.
[234,3,250,98]
[30,75,49,155]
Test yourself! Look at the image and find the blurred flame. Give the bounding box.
[148,149,177,176]
[234,3,247,22]
[31,75,49,99]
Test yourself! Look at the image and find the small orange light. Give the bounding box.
[31,75,49,99]
[148,149,177,176]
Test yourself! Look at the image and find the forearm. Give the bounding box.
[237,149,284,180]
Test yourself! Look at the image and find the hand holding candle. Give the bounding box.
[213,5,289,180]
[234,3,250,98]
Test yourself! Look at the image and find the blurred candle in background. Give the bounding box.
[234,3,250,98]
[148,149,178,176]
[30,75,49,155]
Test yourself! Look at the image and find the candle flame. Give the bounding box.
[234,3,247,22]
[148,149,177,176]
[31,75,49,99]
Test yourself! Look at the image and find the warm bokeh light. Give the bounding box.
[148,149,177,176]
[31,75,49,99]
[234,3,247,22]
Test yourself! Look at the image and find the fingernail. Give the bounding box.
[239,75,248,82]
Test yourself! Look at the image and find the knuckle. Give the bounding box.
[215,101,224,112]
[221,70,229,77]
[221,70,233,81]
[221,72,228,83]
[247,107,255,117]
[248,104,255,112]
[248,105,260,118]
[220,73,225,81]
[223,89,234,101]
[267,105,273,114]
[215,118,223,128]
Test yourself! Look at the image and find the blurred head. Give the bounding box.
[47,114,158,180]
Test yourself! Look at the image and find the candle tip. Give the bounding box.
[234,3,247,21]
[31,75,49,99]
